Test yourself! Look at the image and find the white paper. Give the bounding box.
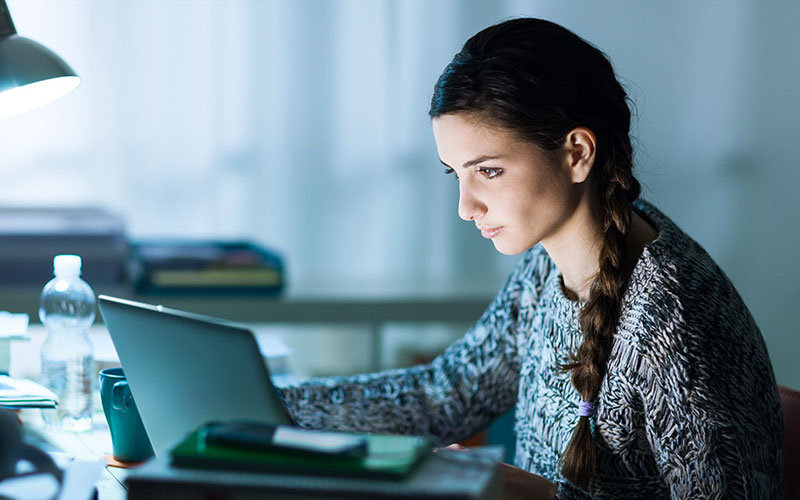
[255,333,293,358]
[0,311,30,338]
[0,473,60,500]
[58,459,104,500]
[0,375,58,404]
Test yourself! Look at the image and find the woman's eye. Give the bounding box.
[443,167,458,179]
[479,168,501,179]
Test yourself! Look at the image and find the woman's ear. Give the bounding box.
[564,127,596,184]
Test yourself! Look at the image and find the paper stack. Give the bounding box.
[0,311,29,374]
[0,375,57,409]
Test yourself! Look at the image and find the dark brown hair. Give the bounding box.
[429,18,641,489]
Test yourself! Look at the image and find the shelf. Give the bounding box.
[5,283,496,372]
[0,285,494,326]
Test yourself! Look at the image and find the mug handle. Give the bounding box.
[112,380,133,411]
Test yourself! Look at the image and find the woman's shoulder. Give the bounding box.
[630,199,738,298]
[625,200,759,350]
[623,203,779,445]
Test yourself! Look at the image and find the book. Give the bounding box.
[170,425,432,480]
[0,375,57,409]
[126,448,502,500]
[130,240,284,295]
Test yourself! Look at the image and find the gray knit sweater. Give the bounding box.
[278,200,784,499]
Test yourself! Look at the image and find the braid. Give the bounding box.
[560,144,641,489]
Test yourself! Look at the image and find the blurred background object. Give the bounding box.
[129,239,284,296]
[0,0,797,393]
[0,207,127,286]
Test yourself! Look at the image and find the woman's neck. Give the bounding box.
[543,205,657,302]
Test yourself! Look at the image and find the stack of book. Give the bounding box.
[0,206,129,286]
[0,375,57,409]
[129,240,284,296]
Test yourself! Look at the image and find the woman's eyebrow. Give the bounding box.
[439,155,502,169]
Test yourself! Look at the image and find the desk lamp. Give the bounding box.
[0,0,80,119]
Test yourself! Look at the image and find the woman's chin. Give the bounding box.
[492,238,528,256]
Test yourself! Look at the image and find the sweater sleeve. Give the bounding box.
[636,334,782,498]
[277,248,539,445]
[552,347,754,500]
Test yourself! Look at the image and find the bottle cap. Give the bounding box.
[53,254,82,276]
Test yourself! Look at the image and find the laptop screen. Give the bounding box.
[98,295,291,457]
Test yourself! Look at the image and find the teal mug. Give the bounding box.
[99,367,154,463]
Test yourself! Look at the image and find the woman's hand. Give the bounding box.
[441,444,557,500]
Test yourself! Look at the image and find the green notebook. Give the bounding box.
[170,425,433,480]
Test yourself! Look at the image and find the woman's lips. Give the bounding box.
[478,226,502,239]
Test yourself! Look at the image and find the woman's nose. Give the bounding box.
[457,182,486,221]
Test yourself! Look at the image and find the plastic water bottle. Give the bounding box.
[40,254,95,431]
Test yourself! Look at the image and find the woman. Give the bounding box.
[279,18,783,499]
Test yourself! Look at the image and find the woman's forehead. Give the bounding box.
[434,115,517,149]
[433,114,547,163]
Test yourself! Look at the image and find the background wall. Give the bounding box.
[0,0,797,388]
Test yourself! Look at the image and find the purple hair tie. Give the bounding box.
[578,401,594,417]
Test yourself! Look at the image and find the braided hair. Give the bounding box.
[429,18,641,490]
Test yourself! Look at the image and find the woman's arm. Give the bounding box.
[277,248,544,445]
[556,294,783,500]
[278,286,521,445]
[632,318,784,499]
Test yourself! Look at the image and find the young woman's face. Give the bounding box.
[432,113,581,255]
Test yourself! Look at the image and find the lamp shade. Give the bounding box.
[0,1,80,119]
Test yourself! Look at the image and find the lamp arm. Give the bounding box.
[0,1,17,38]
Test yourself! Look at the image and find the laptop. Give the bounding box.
[98,295,291,457]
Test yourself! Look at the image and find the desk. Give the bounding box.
[19,411,502,500]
